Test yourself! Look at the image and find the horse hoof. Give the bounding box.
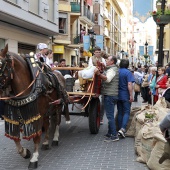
[66,121,71,124]
[23,149,31,159]
[41,144,50,150]
[52,141,58,146]
[28,161,38,169]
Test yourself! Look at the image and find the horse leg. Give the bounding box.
[14,140,31,159]
[52,107,61,146]
[28,136,40,169]
[52,125,59,146]
[64,104,71,124]
[41,116,50,150]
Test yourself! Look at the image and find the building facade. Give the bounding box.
[0,0,59,54]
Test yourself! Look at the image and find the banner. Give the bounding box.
[148,46,154,56]
[95,35,103,50]
[133,0,153,23]
[139,46,144,56]
[83,35,90,51]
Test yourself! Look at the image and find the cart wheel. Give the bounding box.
[89,98,100,134]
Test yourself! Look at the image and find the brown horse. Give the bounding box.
[0,45,70,169]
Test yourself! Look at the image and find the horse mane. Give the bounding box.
[8,52,28,67]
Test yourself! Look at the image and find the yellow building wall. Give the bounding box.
[58,4,71,12]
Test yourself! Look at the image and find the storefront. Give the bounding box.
[53,45,64,62]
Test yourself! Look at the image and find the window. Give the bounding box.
[48,0,54,22]
[59,13,67,34]
[29,0,39,15]
[8,0,17,4]
[0,39,5,51]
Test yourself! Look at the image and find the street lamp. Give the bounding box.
[144,41,148,65]
[158,0,166,67]
[120,50,124,59]
[88,28,96,55]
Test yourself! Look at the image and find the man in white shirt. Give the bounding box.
[88,46,106,67]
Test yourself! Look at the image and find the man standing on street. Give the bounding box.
[94,56,119,142]
[117,59,134,138]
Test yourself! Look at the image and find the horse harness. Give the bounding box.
[0,54,65,140]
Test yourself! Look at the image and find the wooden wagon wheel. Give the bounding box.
[88,98,100,134]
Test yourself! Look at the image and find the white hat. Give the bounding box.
[37,43,48,50]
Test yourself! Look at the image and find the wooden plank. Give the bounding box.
[52,67,84,71]
[67,92,96,96]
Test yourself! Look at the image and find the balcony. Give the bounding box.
[70,2,81,24]
[70,2,80,13]
[70,34,82,44]
[104,28,110,38]
[79,6,95,26]
[103,8,109,20]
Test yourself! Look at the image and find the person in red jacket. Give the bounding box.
[155,67,168,102]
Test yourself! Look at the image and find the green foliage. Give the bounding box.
[145,112,154,119]
[151,9,170,18]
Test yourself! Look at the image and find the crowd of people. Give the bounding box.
[132,63,170,105]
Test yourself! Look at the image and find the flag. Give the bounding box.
[139,46,144,56]
[95,35,103,50]
[133,0,153,23]
[83,35,90,51]
[148,46,154,56]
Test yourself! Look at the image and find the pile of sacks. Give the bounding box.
[126,97,170,170]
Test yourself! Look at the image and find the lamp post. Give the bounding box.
[158,0,166,67]
[121,50,124,59]
[144,41,148,65]
[88,28,96,55]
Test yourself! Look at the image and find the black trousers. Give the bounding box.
[0,101,5,119]
[141,86,149,102]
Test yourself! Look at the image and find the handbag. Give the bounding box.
[158,88,166,95]
[134,83,140,92]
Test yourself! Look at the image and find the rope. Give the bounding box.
[72,74,96,110]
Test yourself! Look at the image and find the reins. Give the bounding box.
[71,74,96,110]
[0,70,40,100]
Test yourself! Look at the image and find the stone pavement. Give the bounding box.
[0,96,149,170]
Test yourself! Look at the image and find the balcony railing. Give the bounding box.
[71,34,82,44]
[83,6,95,23]
[70,2,80,13]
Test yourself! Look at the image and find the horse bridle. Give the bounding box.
[0,54,40,100]
[0,54,14,90]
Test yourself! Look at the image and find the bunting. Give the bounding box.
[139,46,144,56]
[95,35,104,50]
[133,0,153,23]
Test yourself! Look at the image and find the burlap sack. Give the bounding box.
[147,140,170,170]
[154,97,167,108]
[126,107,148,137]
[115,107,141,133]
[138,122,158,163]
[135,129,143,157]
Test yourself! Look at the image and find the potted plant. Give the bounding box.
[151,9,170,24]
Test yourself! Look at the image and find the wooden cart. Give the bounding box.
[53,67,102,134]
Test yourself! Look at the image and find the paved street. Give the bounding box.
[0,97,148,170]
